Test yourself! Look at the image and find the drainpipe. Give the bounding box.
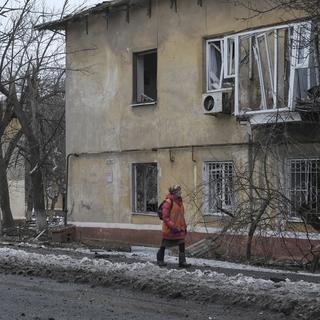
[247,127,254,218]
[64,153,79,226]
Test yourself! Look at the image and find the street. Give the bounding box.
[0,273,287,320]
[0,242,318,320]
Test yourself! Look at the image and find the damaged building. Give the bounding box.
[38,0,320,261]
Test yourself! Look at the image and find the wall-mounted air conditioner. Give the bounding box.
[202,92,222,114]
[202,91,232,115]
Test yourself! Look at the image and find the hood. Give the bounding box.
[165,193,183,206]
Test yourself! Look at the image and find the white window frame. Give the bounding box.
[288,22,313,109]
[203,161,234,215]
[223,36,236,78]
[234,23,294,115]
[206,38,225,92]
[206,20,315,116]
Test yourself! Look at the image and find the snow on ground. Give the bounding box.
[127,246,320,278]
[0,244,319,319]
[49,243,320,278]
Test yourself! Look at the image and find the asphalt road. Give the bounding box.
[0,273,288,320]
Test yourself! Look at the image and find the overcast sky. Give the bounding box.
[46,0,104,12]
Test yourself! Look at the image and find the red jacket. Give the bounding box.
[161,193,187,240]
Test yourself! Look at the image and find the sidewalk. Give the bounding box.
[129,245,320,284]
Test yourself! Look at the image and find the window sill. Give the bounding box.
[130,101,157,107]
[131,212,158,217]
[240,107,290,115]
[206,87,233,94]
[244,110,302,126]
[287,217,304,223]
[203,212,229,217]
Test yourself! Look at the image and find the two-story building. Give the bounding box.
[38,0,320,261]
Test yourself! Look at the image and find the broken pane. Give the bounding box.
[134,50,157,103]
[224,37,235,77]
[239,35,261,112]
[238,28,289,112]
[290,23,317,107]
[133,163,158,213]
[206,39,234,91]
[207,40,223,90]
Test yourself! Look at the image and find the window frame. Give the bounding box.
[223,36,237,79]
[205,20,317,116]
[203,160,234,215]
[132,162,158,214]
[288,22,313,109]
[287,158,320,221]
[206,38,235,93]
[132,49,157,106]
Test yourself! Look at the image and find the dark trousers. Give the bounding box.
[157,240,185,261]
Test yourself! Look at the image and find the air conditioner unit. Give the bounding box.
[202,91,232,115]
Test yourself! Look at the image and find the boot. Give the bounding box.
[179,252,191,268]
[157,248,167,267]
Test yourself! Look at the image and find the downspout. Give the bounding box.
[64,153,79,226]
[248,126,254,218]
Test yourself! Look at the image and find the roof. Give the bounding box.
[35,0,133,30]
[36,0,312,33]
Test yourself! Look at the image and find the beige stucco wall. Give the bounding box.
[68,144,249,225]
[65,0,305,225]
[4,119,25,220]
[8,179,25,219]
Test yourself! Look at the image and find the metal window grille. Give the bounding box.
[204,161,234,214]
[289,159,320,217]
[132,163,158,213]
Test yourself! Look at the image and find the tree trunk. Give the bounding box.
[30,147,46,231]
[50,197,58,211]
[246,198,270,261]
[0,149,14,228]
[246,225,256,261]
[25,161,33,221]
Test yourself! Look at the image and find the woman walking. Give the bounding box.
[156,185,190,268]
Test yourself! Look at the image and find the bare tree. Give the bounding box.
[0,0,67,231]
[238,1,320,19]
[0,99,17,228]
[0,0,25,229]
[185,118,320,264]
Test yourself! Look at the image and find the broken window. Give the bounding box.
[238,29,288,112]
[289,159,320,218]
[132,163,158,213]
[224,37,236,78]
[133,50,157,104]
[288,22,318,108]
[204,161,234,214]
[206,39,234,91]
[206,21,319,116]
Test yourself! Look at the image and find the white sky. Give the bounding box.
[45,0,105,13]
